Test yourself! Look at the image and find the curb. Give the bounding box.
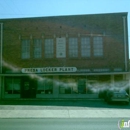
[0,98,103,101]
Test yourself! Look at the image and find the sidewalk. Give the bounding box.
[0,99,130,118]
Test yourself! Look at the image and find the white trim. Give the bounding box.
[0,23,3,73]
[0,72,130,76]
[129,74,130,98]
[0,23,3,100]
[123,16,127,71]
[0,77,1,99]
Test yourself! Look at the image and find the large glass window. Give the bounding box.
[37,77,53,94]
[69,38,78,58]
[44,39,54,58]
[59,76,107,95]
[5,77,21,94]
[21,40,30,59]
[59,76,77,94]
[81,37,91,57]
[93,37,103,56]
[33,39,42,58]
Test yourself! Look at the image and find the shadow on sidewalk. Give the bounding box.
[0,99,130,109]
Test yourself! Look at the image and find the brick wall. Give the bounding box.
[0,12,129,73]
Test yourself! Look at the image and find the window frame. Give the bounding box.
[5,77,21,94]
[69,37,78,58]
[81,37,91,58]
[33,39,42,59]
[21,39,30,59]
[93,37,103,57]
[44,39,54,58]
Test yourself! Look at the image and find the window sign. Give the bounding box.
[56,37,66,58]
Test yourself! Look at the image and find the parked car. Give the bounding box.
[104,89,129,104]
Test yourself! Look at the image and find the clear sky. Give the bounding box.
[0,0,130,56]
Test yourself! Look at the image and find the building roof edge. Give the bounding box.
[0,12,128,21]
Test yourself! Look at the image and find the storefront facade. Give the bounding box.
[0,12,129,99]
[0,73,129,99]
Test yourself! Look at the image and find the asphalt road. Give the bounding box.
[0,118,128,130]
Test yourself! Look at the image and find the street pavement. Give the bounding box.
[0,99,130,118]
[0,118,126,130]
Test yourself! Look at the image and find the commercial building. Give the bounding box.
[0,12,129,99]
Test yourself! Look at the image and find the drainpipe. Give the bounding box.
[0,23,3,73]
[0,23,3,100]
[129,74,130,98]
[122,16,127,72]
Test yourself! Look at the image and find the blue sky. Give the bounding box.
[0,0,130,56]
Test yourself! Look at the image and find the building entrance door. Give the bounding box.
[21,77,36,98]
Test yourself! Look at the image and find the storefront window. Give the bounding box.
[78,79,86,94]
[114,74,123,81]
[87,82,99,94]
[37,77,53,94]
[5,77,21,94]
[59,76,78,94]
[59,76,106,95]
[112,75,123,90]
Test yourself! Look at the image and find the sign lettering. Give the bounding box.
[22,67,77,73]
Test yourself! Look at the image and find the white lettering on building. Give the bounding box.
[21,67,77,73]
